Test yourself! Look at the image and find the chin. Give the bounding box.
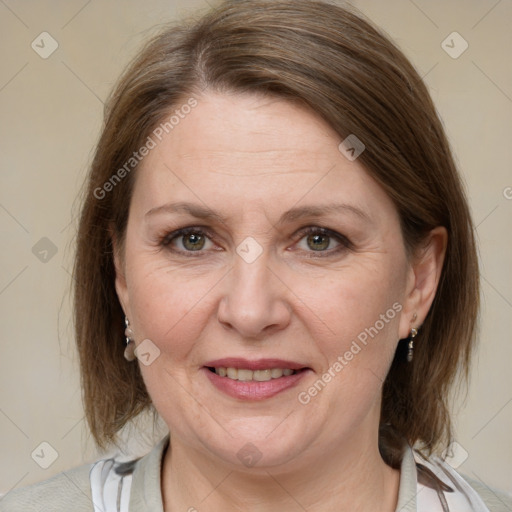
[197,416,317,471]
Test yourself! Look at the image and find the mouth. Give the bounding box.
[202,358,311,400]
[206,366,303,381]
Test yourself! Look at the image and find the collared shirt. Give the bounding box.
[2,435,511,511]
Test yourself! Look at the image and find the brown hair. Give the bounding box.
[74,0,479,465]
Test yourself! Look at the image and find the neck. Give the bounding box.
[161,432,400,512]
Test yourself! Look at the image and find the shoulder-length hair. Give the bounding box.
[74,0,478,466]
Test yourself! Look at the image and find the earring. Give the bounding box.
[407,327,418,363]
[124,317,136,362]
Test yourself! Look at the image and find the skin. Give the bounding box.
[114,91,447,511]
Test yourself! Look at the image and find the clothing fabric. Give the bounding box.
[1,435,511,511]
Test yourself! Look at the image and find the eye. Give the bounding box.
[160,225,351,258]
[294,227,351,256]
[162,227,215,253]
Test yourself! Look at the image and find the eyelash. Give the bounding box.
[160,226,352,258]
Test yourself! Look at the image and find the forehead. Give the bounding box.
[131,91,396,224]
[167,92,336,169]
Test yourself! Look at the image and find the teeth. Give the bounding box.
[253,369,272,381]
[237,369,253,381]
[213,367,297,381]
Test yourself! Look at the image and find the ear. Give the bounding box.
[111,226,130,318]
[399,226,448,339]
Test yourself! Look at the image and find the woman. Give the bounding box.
[2,0,510,510]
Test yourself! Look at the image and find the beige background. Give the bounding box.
[1,0,511,500]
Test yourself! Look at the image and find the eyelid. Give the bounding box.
[161,224,352,256]
[161,225,216,246]
[160,226,221,258]
[293,225,352,245]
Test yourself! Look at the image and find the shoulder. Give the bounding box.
[0,463,93,512]
[0,435,170,512]
[407,447,512,512]
[460,474,512,512]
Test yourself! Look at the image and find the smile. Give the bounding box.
[208,367,296,381]
[203,359,310,400]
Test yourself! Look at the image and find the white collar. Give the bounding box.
[395,445,490,511]
[90,436,490,512]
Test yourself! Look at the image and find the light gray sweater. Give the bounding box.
[1,436,511,511]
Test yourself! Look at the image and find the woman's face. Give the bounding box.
[115,91,419,471]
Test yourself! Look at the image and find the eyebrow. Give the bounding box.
[145,201,371,225]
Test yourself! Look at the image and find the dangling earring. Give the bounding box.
[124,316,136,362]
[407,327,418,363]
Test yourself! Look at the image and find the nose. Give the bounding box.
[216,248,292,340]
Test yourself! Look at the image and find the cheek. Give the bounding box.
[124,253,220,359]
[297,268,405,428]
[298,256,406,371]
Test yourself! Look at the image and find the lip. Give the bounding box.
[204,358,306,371]
[202,358,311,401]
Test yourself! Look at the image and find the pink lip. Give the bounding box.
[202,358,311,401]
[204,358,306,371]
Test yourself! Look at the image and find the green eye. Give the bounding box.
[306,233,331,251]
[162,225,351,258]
[295,227,350,256]
[162,228,213,253]
[181,233,206,251]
